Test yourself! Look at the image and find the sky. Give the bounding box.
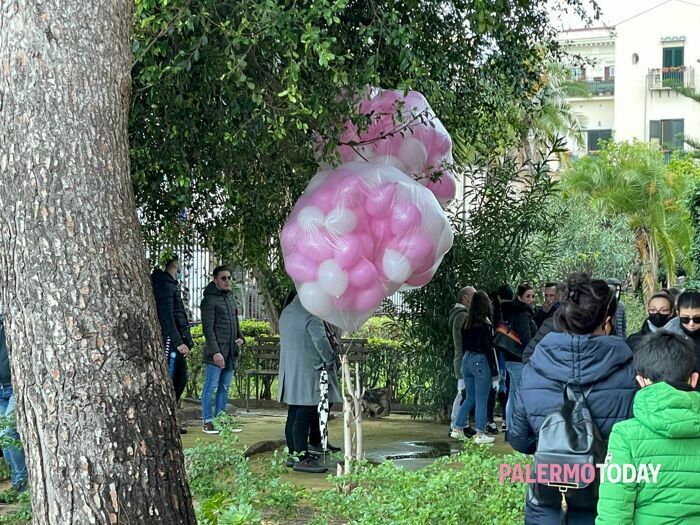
[553,0,684,29]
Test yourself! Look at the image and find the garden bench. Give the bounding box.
[245,336,369,411]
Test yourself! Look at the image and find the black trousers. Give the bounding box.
[285,405,317,456]
[171,352,187,403]
[487,373,509,422]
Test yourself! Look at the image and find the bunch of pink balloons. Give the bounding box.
[335,89,457,206]
[281,162,453,332]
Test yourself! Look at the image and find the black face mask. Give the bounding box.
[681,325,700,339]
[648,313,671,328]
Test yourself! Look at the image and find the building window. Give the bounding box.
[587,129,612,152]
[605,66,615,79]
[571,67,586,80]
[632,53,639,64]
[663,46,684,68]
[650,119,684,150]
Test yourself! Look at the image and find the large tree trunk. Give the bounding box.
[0,2,196,524]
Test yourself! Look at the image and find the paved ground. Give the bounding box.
[180,403,513,491]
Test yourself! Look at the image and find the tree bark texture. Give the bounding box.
[0,1,196,524]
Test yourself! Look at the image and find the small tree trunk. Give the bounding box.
[636,228,658,302]
[354,363,364,461]
[341,355,354,476]
[0,1,196,523]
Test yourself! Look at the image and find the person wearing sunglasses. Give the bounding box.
[675,290,700,389]
[200,265,245,434]
[626,292,676,352]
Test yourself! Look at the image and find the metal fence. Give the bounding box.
[149,242,408,323]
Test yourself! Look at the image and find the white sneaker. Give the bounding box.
[449,429,468,441]
[474,433,495,445]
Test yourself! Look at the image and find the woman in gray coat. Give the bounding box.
[278,293,341,473]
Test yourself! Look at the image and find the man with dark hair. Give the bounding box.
[448,286,476,439]
[151,256,193,423]
[522,282,566,364]
[533,282,557,329]
[200,265,245,434]
[597,331,700,524]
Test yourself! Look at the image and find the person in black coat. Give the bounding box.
[522,282,567,364]
[502,284,537,429]
[626,293,676,352]
[676,290,700,386]
[508,273,637,525]
[151,256,194,404]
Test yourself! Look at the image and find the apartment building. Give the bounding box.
[559,0,700,157]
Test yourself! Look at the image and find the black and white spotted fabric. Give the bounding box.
[317,369,330,451]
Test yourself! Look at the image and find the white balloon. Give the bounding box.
[297,206,325,232]
[325,207,357,235]
[382,249,412,284]
[317,259,349,297]
[398,137,428,174]
[298,282,333,317]
[373,155,408,173]
[305,170,331,193]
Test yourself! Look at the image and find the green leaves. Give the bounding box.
[562,140,697,295]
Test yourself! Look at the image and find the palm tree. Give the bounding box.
[562,140,694,300]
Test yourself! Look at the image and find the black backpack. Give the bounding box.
[531,383,606,523]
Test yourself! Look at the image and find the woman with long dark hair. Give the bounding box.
[674,290,700,385]
[508,273,637,524]
[453,291,499,444]
[501,283,537,429]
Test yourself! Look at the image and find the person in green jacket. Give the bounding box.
[596,330,700,525]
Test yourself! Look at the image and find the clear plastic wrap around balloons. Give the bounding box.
[335,89,458,206]
[281,162,454,332]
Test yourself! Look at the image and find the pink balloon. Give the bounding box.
[426,172,457,204]
[333,287,358,311]
[405,269,434,287]
[354,282,385,312]
[356,232,376,260]
[390,202,422,236]
[280,222,302,253]
[336,175,370,206]
[371,218,392,246]
[298,233,334,262]
[348,258,379,288]
[395,232,436,266]
[334,234,363,269]
[365,183,397,218]
[311,185,337,213]
[284,253,319,283]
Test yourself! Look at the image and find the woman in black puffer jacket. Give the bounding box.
[502,283,537,430]
[508,273,637,525]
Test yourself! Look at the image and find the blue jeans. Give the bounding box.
[505,361,524,430]
[201,364,235,423]
[450,378,466,429]
[0,386,27,489]
[455,353,492,433]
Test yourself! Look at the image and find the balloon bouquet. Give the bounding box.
[281,89,456,333]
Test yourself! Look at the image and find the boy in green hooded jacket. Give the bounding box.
[596,331,700,525]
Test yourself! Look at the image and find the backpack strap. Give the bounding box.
[564,382,594,402]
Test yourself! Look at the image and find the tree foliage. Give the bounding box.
[548,196,639,282]
[130,0,600,316]
[562,140,697,299]
[399,143,563,417]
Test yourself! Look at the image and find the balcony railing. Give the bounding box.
[585,79,615,96]
[647,66,695,90]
